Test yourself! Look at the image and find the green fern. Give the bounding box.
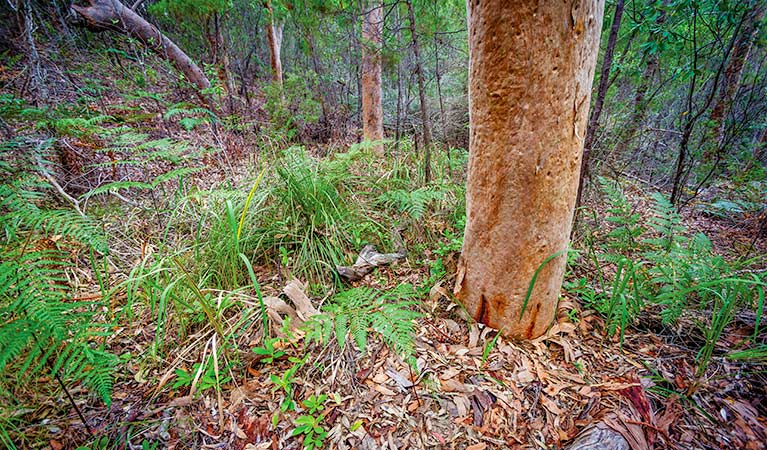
[305,285,421,364]
[0,146,115,405]
[41,115,113,138]
[164,103,217,131]
[379,186,445,220]
[598,177,643,251]
[643,192,687,250]
[0,251,117,405]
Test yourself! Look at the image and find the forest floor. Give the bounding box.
[13,155,766,450]
[2,57,766,450]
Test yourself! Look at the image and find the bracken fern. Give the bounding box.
[0,142,116,406]
[305,284,421,365]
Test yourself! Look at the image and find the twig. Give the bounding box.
[37,159,85,217]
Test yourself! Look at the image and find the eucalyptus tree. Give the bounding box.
[456,0,604,339]
[361,0,384,154]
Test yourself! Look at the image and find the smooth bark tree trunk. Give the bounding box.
[265,2,283,88]
[434,31,451,179]
[71,0,210,92]
[361,0,384,154]
[455,0,604,339]
[406,0,432,184]
[577,0,624,208]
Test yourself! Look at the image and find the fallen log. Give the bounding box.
[70,0,211,93]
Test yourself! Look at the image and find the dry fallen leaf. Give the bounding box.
[466,443,487,450]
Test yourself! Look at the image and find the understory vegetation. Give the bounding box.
[1,0,766,448]
[1,86,765,448]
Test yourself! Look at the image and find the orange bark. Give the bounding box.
[455,0,604,339]
[361,0,383,154]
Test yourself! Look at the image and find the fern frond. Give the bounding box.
[304,285,421,363]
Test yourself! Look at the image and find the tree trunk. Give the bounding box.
[406,0,432,184]
[577,0,624,208]
[394,5,403,155]
[361,0,384,154]
[671,7,740,206]
[708,3,765,149]
[214,12,236,113]
[614,1,667,157]
[18,0,47,100]
[755,127,767,163]
[306,32,331,131]
[434,31,451,179]
[71,0,210,93]
[265,2,283,88]
[455,0,604,339]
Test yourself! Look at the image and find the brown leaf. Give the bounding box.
[466,444,487,450]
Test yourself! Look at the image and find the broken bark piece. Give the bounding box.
[283,279,320,319]
[336,244,407,281]
[565,423,630,450]
[262,295,301,327]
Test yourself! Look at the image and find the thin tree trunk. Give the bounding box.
[18,0,47,100]
[353,0,363,134]
[214,12,235,113]
[394,4,403,154]
[71,0,211,92]
[306,32,331,131]
[576,0,624,208]
[754,127,767,163]
[708,3,765,149]
[614,1,667,157]
[395,54,403,154]
[434,31,450,179]
[406,0,432,184]
[361,0,384,154]
[265,1,283,88]
[455,0,604,339]
[670,7,738,205]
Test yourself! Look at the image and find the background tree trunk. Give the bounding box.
[577,0,624,208]
[406,0,431,184]
[265,2,283,88]
[708,3,765,149]
[614,1,667,157]
[361,0,384,154]
[71,0,210,93]
[455,0,604,339]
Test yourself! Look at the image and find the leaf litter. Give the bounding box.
[26,264,766,450]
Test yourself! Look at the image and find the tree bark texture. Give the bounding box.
[614,1,667,157]
[708,3,765,149]
[406,0,432,183]
[361,0,384,154]
[265,3,283,87]
[577,0,624,208]
[455,0,604,339]
[71,0,210,92]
